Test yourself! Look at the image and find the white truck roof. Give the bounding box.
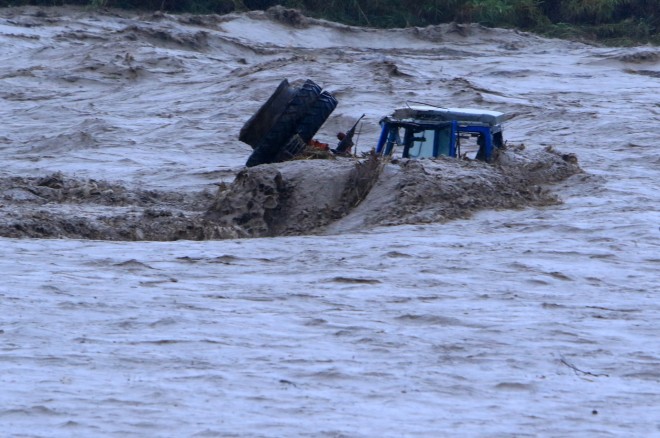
[391,105,509,126]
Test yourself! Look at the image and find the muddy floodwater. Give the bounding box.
[1,5,659,437]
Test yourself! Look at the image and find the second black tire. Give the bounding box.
[295,91,338,143]
[246,80,321,167]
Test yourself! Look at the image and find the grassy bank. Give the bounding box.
[1,0,658,45]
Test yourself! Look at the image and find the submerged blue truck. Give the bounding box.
[376,106,507,162]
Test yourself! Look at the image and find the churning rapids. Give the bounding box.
[1,5,659,437]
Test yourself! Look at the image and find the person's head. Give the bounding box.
[337,132,346,140]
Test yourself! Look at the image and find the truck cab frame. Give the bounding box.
[375,106,507,162]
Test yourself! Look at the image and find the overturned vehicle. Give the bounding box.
[239,79,338,167]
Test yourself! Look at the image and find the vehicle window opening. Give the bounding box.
[459,132,483,160]
[436,126,451,156]
[407,128,436,158]
[402,126,452,158]
[493,131,503,148]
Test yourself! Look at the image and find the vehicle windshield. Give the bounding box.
[408,129,435,158]
[405,126,451,158]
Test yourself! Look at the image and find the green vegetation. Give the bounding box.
[1,0,658,45]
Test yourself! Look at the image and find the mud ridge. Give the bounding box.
[205,155,382,237]
[325,145,581,233]
[0,145,580,241]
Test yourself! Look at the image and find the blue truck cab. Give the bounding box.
[375,106,508,162]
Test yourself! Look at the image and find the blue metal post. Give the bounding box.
[484,132,493,161]
[375,122,390,155]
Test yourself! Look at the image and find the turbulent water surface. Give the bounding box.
[1,5,659,437]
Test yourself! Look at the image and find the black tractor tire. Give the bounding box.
[295,91,338,143]
[248,80,321,165]
[273,134,307,163]
[239,79,296,149]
